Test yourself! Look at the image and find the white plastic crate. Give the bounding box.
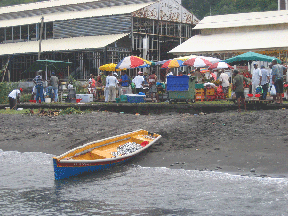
[76,94,93,103]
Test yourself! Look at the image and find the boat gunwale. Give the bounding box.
[56,136,161,164]
[54,129,161,164]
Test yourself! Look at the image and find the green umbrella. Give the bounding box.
[23,60,72,80]
[224,51,281,64]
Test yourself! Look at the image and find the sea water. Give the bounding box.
[0,149,287,216]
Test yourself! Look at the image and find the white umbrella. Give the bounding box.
[196,56,220,64]
[183,57,213,68]
[209,62,234,70]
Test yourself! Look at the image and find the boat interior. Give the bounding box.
[58,130,160,161]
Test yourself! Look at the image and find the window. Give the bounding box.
[21,25,28,41]
[29,24,36,40]
[46,22,53,39]
[0,28,4,43]
[6,27,12,41]
[13,26,21,40]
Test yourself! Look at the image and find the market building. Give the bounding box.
[169,10,288,63]
[0,0,199,82]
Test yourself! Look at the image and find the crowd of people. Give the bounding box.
[233,59,287,112]
[7,60,287,110]
[88,70,160,103]
[30,70,59,103]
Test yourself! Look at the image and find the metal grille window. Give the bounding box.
[0,28,4,43]
[6,27,12,41]
[21,25,28,41]
[29,24,37,41]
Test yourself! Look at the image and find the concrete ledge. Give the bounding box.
[1,102,287,114]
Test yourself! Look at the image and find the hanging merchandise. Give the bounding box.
[270,85,276,96]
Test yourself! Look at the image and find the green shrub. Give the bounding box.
[20,93,32,103]
[60,107,83,115]
[0,82,18,104]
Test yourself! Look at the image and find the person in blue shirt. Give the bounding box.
[120,71,130,87]
[119,70,132,95]
[33,70,44,103]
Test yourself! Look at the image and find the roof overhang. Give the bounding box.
[0,3,152,28]
[169,29,288,55]
[0,0,100,15]
[0,33,129,56]
[194,10,288,30]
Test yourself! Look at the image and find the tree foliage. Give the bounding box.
[0,0,280,21]
[182,0,278,20]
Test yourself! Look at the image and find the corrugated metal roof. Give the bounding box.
[194,10,288,30]
[169,29,288,54]
[0,0,99,15]
[0,33,129,56]
[0,3,151,28]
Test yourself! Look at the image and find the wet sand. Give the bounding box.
[1,109,288,178]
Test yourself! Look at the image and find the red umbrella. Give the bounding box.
[183,57,212,68]
[209,62,234,70]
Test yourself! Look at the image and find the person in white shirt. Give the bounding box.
[113,72,120,97]
[106,71,118,102]
[252,64,261,95]
[259,65,270,100]
[104,74,109,102]
[219,70,230,97]
[8,88,23,109]
[132,71,145,93]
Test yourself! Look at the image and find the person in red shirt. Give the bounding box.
[88,74,96,97]
[89,74,96,88]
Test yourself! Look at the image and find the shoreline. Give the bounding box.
[1,109,287,179]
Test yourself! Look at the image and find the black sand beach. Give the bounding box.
[1,109,288,178]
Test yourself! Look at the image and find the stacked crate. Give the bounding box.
[206,88,216,101]
[195,84,205,101]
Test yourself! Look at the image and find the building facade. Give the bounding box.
[0,0,198,81]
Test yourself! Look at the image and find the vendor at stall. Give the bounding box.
[148,71,159,102]
[119,70,132,95]
[88,74,96,89]
[195,68,204,83]
[88,74,96,99]
[132,71,145,93]
[219,70,230,97]
[96,72,103,87]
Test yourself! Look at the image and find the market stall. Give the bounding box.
[225,51,281,101]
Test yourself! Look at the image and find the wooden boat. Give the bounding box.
[53,129,161,180]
